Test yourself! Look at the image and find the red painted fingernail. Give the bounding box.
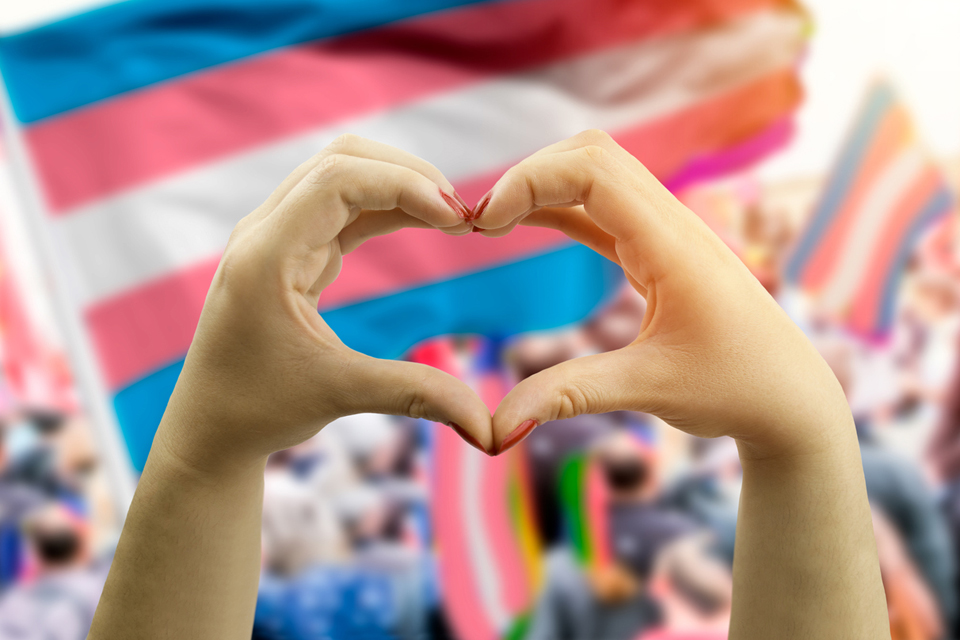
[496,419,538,455]
[471,191,492,221]
[448,422,488,454]
[471,225,483,233]
[440,188,472,220]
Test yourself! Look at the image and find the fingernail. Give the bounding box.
[448,422,488,454]
[471,225,483,234]
[471,191,492,222]
[496,419,538,455]
[440,188,472,220]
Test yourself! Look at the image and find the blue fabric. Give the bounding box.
[254,567,398,640]
[113,243,623,470]
[0,0,502,123]
[0,526,22,588]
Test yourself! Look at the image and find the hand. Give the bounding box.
[586,563,640,604]
[155,135,494,475]
[473,130,849,458]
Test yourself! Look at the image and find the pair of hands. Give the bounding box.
[156,130,846,472]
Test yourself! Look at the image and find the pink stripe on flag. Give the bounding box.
[28,0,789,214]
[87,227,568,390]
[665,117,794,192]
[417,341,499,640]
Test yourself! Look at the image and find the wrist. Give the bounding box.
[149,391,268,485]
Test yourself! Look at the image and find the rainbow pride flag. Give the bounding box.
[785,82,956,340]
[0,0,808,475]
[558,453,612,571]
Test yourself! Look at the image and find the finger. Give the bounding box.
[491,347,667,455]
[521,206,619,263]
[473,146,697,286]
[338,356,494,454]
[528,129,648,175]
[339,208,472,255]
[268,154,465,256]
[254,134,470,224]
[520,207,648,295]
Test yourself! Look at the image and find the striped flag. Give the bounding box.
[785,82,957,341]
[0,0,808,476]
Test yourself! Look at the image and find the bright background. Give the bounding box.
[0,1,958,639]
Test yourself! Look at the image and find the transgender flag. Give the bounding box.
[0,0,808,476]
[785,82,956,341]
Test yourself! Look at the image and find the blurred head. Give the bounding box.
[24,409,67,438]
[649,535,733,625]
[593,431,656,500]
[24,504,88,572]
[261,472,347,575]
[322,414,401,479]
[911,269,960,321]
[582,286,647,353]
[507,331,585,381]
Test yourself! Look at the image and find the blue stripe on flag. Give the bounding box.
[113,243,623,470]
[784,84,896,283]
[873,188,954,337]
[0,0,500,123]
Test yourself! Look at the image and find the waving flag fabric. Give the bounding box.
[0,0,808,473]
[785,82,957,341]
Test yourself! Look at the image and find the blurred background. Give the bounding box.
[0,0,958,638]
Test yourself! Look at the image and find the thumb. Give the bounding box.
[492,348,667,455]
[338,355,493,454]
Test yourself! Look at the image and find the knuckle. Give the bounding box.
[578,128,614,146]
[402,391,429,421]
[581,144,610,166]
[328,133,362,152]
[554,383,590,421]
[306,154,348,185]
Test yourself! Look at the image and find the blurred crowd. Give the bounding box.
[2,184,960,640]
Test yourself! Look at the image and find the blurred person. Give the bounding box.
[2,410,85,504]
[637,535,732,640]
[0,504,106,639]
[261,456,348,577]
[334,485,429,640]
[659,438,741,565]
[821,338,957,630]
[508,330,617,547]
[883,269,960,457]
[581,285,647,354]
[514,291,651,547]
[873,509,944,640]
[926,334,960,639]
[90,134,888,639]
[526,432,700,640]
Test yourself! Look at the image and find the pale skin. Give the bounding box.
[87,131,889,639]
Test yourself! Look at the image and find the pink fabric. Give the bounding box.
[27,0,778,213]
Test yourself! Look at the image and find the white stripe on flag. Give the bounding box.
[52,9,804,309]
[818,148,927,315]
[462,446,510,632]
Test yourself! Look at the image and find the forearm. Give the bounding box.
[88,415,266,640]
[729,407,889,639]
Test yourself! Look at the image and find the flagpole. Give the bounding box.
[0,75,136,519]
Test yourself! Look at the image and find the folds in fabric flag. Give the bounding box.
[785,82,957,341]
[1,0,808,475]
